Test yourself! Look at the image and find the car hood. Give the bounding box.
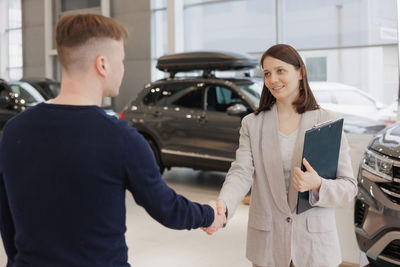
[340,113,386,134]
[369,122,400,158]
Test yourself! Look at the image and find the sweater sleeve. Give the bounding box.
[121,125,214,230]
[0,134,17,265]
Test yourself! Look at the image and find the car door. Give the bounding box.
[199,83,251,166]
[155,81,206,156]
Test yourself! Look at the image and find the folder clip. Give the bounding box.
[313,120,334,129]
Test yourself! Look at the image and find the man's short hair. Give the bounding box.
[55,13,128,70]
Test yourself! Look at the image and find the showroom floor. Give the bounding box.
[0,133,371,267]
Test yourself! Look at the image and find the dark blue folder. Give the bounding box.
[296,118,344,214]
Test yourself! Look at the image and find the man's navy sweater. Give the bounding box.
[0,103,214,267]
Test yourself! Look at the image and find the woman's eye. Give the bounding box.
[278,69,285,73]
[264,73,270,77]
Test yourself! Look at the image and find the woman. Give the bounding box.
[205,44,357,267]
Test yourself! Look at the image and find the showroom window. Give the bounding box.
[151,0,168,80]
[6,0,23,80]
[280,0,397,49]
[180,0,397,123]
[306,57,327,82]
[151,0,398,123]
[60,0,100,12]
[183,0,275,54]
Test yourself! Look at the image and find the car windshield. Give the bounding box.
[47,83,60,97]
[234,80,262,106]
[9,82,45,104]
[334,90,376,106]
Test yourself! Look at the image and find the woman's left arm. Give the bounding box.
[309,133,358,207]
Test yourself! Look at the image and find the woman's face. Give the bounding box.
[262,56,302,103]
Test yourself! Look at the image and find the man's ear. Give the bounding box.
[95,55,107,78]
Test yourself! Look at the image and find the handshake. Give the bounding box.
[202,200,227,235]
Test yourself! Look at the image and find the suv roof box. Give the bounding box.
[156,51,258,75]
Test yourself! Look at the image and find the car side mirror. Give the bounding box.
[0,96,11,108]
[227,103,247,116]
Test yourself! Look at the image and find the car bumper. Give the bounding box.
[355,169,400,265]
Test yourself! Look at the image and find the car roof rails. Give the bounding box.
[156,51,258,78]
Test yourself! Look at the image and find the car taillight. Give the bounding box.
[119,111,125,120]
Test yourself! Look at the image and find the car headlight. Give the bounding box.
[361,149,393,181]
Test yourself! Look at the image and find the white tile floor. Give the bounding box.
[125,169,251,267]
[0,133,371,266]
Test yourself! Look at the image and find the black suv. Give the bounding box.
[0,79,33,129]
[120,52,261,173]
[354,121,400,266]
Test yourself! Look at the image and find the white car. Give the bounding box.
[310,82,394,123]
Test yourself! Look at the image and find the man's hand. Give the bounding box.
[293,158,322,193]
[201,200,226,235]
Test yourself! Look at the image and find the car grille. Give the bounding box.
[381,239,400,260]
[393,166,400,179]
[354,199,368,226]
[378,182,400,205]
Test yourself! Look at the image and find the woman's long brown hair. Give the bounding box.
[255,44,319,115]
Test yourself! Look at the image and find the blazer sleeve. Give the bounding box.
[310,132,358,207]
[219,115,255,220]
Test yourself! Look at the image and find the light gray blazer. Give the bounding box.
[219,105,357,267]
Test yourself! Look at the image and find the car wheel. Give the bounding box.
[145,137,165,174]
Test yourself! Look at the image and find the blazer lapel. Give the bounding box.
[261,105,291,215]
[287,109,319,213]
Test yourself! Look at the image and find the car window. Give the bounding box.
[9,84,41,104]
[236,83,262,106]
[0,84,9,98]
[313,91,332,103]
[206,86,247,112]
[170,85,203,109]
[34,82,60,98]
[47,83,60,97]
[334,90,376,106]
[143,83,203,109]
[142,86,163,106]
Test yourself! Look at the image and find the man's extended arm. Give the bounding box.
[122,125,216,230]
[0,174,17,265]
[0,132,17,265]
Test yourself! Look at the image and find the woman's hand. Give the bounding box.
[201,200,227,235]
[293,158,322,192]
